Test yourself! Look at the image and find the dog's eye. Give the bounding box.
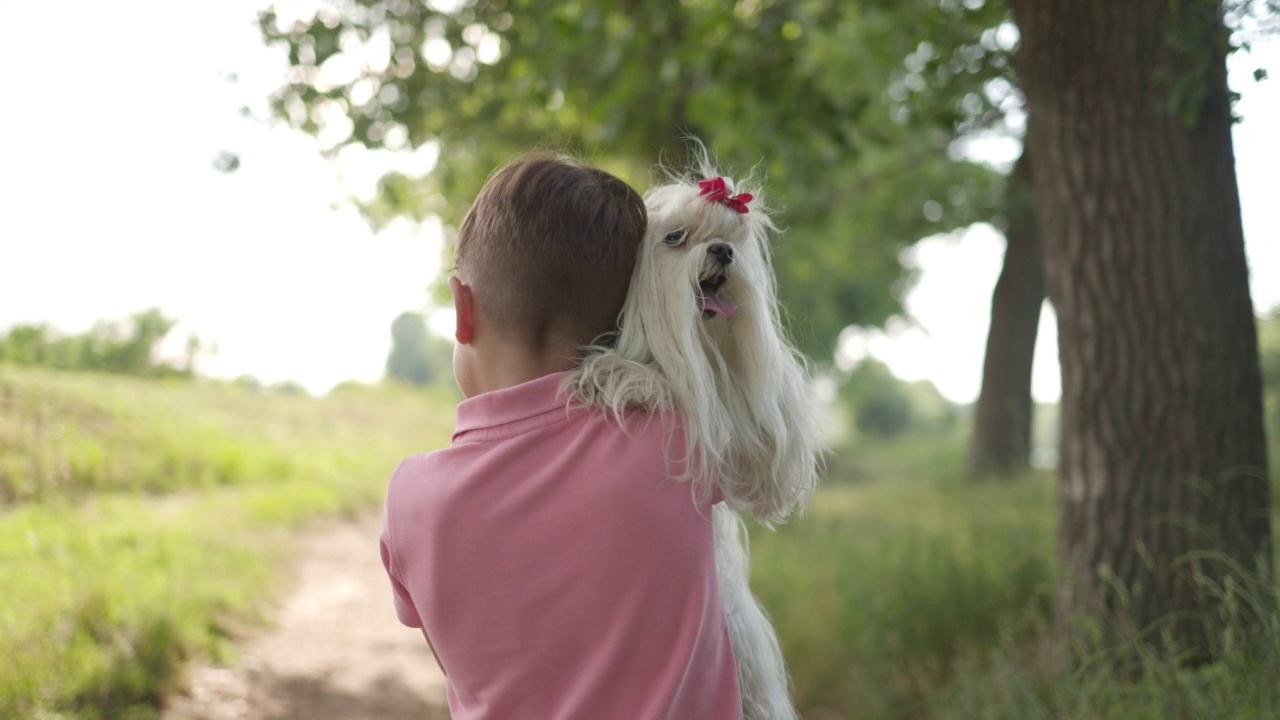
[663,228,687,247]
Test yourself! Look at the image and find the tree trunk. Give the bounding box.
[970,149,1044,478]
[1009,0,1272,655]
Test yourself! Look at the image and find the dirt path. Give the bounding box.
[167,516,449,720]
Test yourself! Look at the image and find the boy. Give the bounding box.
[379,155,743,718]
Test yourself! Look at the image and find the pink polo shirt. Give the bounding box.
[380,371,742,719]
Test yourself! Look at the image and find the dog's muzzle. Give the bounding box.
[698,244,737,318]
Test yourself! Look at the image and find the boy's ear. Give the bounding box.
[449,276,475,345]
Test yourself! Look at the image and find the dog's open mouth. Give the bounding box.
[697,273,738,318]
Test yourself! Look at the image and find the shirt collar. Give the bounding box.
[453,371,573,442]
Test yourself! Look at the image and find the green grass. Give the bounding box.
[930,617,1280,720]
[1,495,277,718]
[751,436,1280,720]
[0,365,455,719]
[0,365,457,502]
[751,439,1057,717]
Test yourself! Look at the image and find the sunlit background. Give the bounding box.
[3,0,1274,403]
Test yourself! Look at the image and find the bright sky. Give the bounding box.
[2,1,1277,402]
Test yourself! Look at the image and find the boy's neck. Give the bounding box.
[459,340,580,397]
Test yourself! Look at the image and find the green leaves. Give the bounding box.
[0,308,192,378]
[257,0,1016,360]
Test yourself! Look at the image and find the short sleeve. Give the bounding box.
[380,495,424,628]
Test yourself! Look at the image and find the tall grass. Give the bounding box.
[751,439,1057,717]
[931,611,1280,720]
[0,365,455,719]
[0,365,457,502]
[1,495,277,718]
[751,436,1280,719]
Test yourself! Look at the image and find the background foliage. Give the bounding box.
[841,358,960,439]
[256,0,1020,358]
[0,308,195,379]
[385,310,455,386]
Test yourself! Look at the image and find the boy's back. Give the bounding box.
[380,371,742,718]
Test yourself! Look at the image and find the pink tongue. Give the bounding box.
[699,292,738,317]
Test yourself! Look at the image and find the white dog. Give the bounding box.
[567,163,820,719]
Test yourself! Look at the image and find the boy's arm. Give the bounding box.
[421,629,447,676]
[382,494,446,676]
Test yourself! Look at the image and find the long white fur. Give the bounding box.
[715,505,801,720]
[566,159,819,719]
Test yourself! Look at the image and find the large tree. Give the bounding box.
[1009,0,1272,652]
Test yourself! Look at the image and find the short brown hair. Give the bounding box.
[454,154,646,351]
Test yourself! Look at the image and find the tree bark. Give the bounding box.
[970,149,1044,478]
[1008,0,1272,655]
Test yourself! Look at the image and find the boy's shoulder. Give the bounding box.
[389,446,454,480]
[385,449,450,502]
[388,405,681,487]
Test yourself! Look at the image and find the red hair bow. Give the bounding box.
[698,177,753,214]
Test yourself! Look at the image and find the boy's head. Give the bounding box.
[449,154,646,387]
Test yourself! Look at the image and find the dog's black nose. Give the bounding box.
[708,243,734,265]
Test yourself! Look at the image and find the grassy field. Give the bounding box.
[751,437,1280,719]
[750,439,1057,717]
[0,365,455,719]
[3,363,1277,719]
